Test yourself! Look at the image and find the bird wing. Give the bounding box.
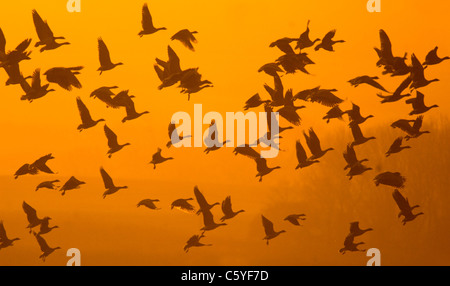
[221,196,232,215]
[261,215,275,236]
[0,27,5,54]
[350,124,364,140]
[100,167,114,189]
[391,137,403,149]
[98,38,112,67]
[168,123,177,139]
[391,120,414,134]
[309,90,343,107]
[0,221,8,242]
[141,3,154,30]
[76,97,93,124]
[349,222,359,234]
[22,201,39,224]
[35,234,51,253]
[322,30,336,43]
[306,128,322,155]
[15,38,32,53]
[273,74,284,103]
[31,69,42,90]
[194,186,209,210]
[234,146,261,160]
[167,46,182,74]
[412,116,424,132]
[410,54,425,81]
[32,10,54,40]
[104,125,119,148]
[379,29,393,60]
[296,140,308,164]
[394,76,412,95]
[278,106,301,126]
[392,189,410,212]
[343,144,357,165]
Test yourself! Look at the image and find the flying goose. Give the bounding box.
[376,76,411,103]
[423,46,449,66]
[76,97,105,131]
[409,53,439,89]
[59,176,85,196]
[167,122,191,148]
[194,186,219,216]
[343,144,369,171]
[385,137,411,157]
[339,234,365,254]
[200,208,227,232]
[0,221,20,250]
[346,162,372,180]
[97,38,123,74]
[255,158,281,182]
[138,3,166,37]
[262,215,286,245]
[184,233,212,253]
[284,214,306,226]
[100,167,128,199]
[32,9,70,52]
[315,30,345,52]
[35,234,60,262]
[392,189,423,225]
[348,76,388,92]
[350,124,376,147]
[23,201,47,234]
[303,128,334,160]
[344,103,374,125]
[171,29,198,51]
[35,180,60,192]
[20,69,55,102]
[104,125,130,158]
[295,20,320,50]
[406,91,438,115]
[149,148,173,169]
[322,105,344,123]
[33,217,58,236]
[0,27,31,67]
[137,199,160,210]
[269,37,297,54]
[349,222,373,236]
[244,93,271,110]
[374,172,405,188]
[44,66,83,91]
[391,116,430,141]
[258,62,283,77]
[295,140,319,169]
[171,198,196,214]
[220,196,245,222]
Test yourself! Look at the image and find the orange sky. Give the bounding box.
[0,0,449,265]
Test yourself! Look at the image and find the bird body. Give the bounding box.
[35,234,60,261]
[304,128,334,160]
[44,66,83,91]
[171,29,198,51]
[392,189,423,225]
[35,180,60,191]
[100,167,127,199]
[220,196,244,222]
[76,97,105,131]
[284,214,306,226]
[184,233,212,252]
[339,234,365,254]
[139,4,166,37]
[350,124,376,147]
[0,221,20,250]
[137,199,160,210]
[32,10,70,52]
[149,148,173,169]
[406,91,438,115]
[97,38,123,74]
[315,30,344,52]
[349,222,373,236]
[262,215,285,245]
[59,176,85,196]
[194,186,219,215]
[295,140,319,169]
[104,125,130,158]
[386,137,411,157]
[295,20,320,50]
[374,172,405,188]
[348,75,388,92]
[23,202,48,233]
[423,46,449,66]
[171,198,196,213]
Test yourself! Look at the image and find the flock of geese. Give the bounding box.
[0,4,447,262]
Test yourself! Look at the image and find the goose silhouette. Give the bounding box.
[220,196,244,222]
[0,221,20,250]
[139,3,166,37]
[100,167,128,199]
[32,9,70,52]
[97,38,123,74]
[262,215,286,245]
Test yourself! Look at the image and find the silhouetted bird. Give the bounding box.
[255,157,280,182]
[386,137,411,157]
[44,66,83,91]
[276,52,313,74]
[59,176,85,196]
[3,63,31,86]
[179,68,212,100]
[258,63,283,77]
[374,172,405,188]
[343,144,368,171]
[184,233,211,253]
[284,214,306,226]
[295,140,319,169]
[315,30,344,52]
[392,116,429,141]
[35,234,60,262]
[392,189,424,225]
[171,198,196,214]
[90,86,118,105]
[270,37,296,54]
[295,20,320,50]
[201,208,227,231]
[374,30,409,76]
[423,46,449,66]
[137,199,160,210]
[244,93,270,110]
[171,29,198,51]
[76,97,105,131]
[296,87,343,107]
[33,217,58,236]
[14,154,56,179]
[23,201,47,233]
[264,74,285,107]
[0,221,20,250]
[104,125,130,158]
[376,76,411,103]
[346,162,372,180]
[262,215,286,245]
[194,186,219,216]
[406,91,438,115]
[350,124,376,147]
[0,27,31,67]
[149,148,173,169]
[348,76,388,92]
[409,53,439,90]
[35,180,60,192]
[323,105,345,123]
[139,3,166,37]
[156,46,183,89]
[344,103,374,125]
[97,38,123,75]
[304,128,334,160]
[20,69,55,102]
[339,234,365,254]
[220,196,244,222]
[121,98,149,123]
[277,89,305,126]
[167,122,191,148]
[100,167,128,199]
[349,222,373,236]
[32,10,69,52]
[14,164,38,180]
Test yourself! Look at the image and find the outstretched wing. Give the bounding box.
[35,234,50,253]
[392,189,410,212]
[100,167,114,189]
[194,186,209,210]
[22,201,39,224]
[261,215,275,236]
[32,10,54,41]
[141,3,154,30]
[104,125,118,148]
[0,221,8,242]
[98,38,112,67]
[76,97,93,124]
[221,196,232,215]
